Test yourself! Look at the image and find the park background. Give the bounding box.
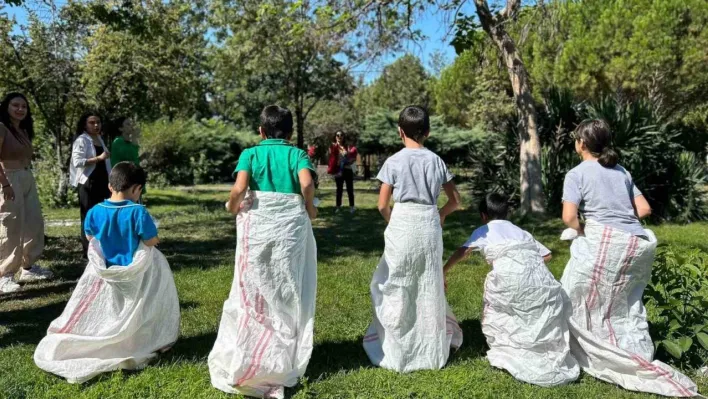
[1,0,708,397]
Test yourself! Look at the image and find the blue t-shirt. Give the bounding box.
[84,200,158,266]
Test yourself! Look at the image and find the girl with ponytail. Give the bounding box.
[555,120,699,397]
[561,118,650,235]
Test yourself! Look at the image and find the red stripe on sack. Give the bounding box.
[236,327,270,386]
[238,329,273,386]
[239,215,252,308]
[587,227,612,310]
[58,279,104,334]
[605,236,639,346]
[363,333,378,340]
[631,354,693,397]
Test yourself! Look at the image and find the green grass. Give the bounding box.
[1,183,706,398]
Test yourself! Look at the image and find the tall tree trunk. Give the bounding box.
[473,0,545,214]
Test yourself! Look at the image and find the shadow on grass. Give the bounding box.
[160,332,217,362]
[159,236,234,271]
[451,318,488,363]
[0,299,67,348]
[305,338,372,379]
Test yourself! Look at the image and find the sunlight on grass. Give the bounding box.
[1,183,706,398]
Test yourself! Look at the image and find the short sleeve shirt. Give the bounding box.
[462,220,551,258]
[84,200,158,266]
[235,139,314,195]
[111,137,140,167]
[376,148,454,205]
[562,160,645,236]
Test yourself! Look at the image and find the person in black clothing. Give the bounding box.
[69,112,111,256]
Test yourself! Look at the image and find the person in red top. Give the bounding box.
[327,131,357,213]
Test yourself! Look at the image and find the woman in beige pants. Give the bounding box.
[0,93,53,294]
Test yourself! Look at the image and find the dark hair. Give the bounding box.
[107,116,130,144]
[75,111,102,138]
[479,193,509,220]
[109,162,147,192]
[573,119,618,168]
[260,105,293,139]
[0,92,34,141]
[398,106,430,143]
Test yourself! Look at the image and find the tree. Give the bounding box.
[469,0,544,214]
[209,0,357,148]
[356,54,432,113]
[64,0,210,122]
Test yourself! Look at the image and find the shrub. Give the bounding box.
[140,118,259,186]
[645,245,708,369]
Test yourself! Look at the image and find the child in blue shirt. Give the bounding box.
[84,162,158,266]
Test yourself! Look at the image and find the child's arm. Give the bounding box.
[226,171,250,214]
[562,201,584,235]
[143,236,160,247]
[439,181,461,226]
[632,195,652,220]
[299,168,317,220]
[378,183,393,223]
[443,246,472,275]
[543,254,552,263]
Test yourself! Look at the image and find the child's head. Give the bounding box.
[259,105,293,140]
[479,193,509,223]
[572,119,618,168]
[109,162,146,201]
[398,106,430,143]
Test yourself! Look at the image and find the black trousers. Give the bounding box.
[335,168,355,208]
[78,179,110,256]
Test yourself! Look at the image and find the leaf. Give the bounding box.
[678,336,693,352]
[669,319,682,331]
[662,339,683,359]
[697,333,708,350]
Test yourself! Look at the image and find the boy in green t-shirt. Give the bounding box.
[210,105,318,396]
[225,105,316,217]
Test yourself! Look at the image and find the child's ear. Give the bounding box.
[258,127,267,139]
[424,130,430,138]
[398,127,405,139]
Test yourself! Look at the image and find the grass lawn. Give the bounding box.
[1,182,706,398]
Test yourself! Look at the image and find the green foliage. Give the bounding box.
[645,245,708,368]
[140,118,260,187]
[355,55,433,114]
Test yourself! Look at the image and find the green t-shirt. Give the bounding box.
[234,139,314,195]
[111,136,140,167]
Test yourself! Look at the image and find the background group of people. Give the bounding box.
[0,92,143,293]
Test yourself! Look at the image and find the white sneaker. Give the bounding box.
[350,206,356,214]
[335,207,341,213]
[18,265,54,282]
[0,275,21,293]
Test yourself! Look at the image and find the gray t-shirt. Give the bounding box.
[377,148,454,205]
[562,160,645,236]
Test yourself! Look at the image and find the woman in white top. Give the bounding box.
[70,111,111,257]
[559,119,698,396]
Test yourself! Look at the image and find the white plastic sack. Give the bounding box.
[34,240,180,383]
[481,240,579,386]
[363,203,463,373]
[209,191,317,399]
[561,220,699,397]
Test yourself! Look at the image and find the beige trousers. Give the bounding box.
[0,168,44,276]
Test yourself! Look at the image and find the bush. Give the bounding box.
[140,118,260,186]
[645,245,708,369]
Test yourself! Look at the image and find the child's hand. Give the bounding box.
[440,214,446,227]
[306,204,317,220]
